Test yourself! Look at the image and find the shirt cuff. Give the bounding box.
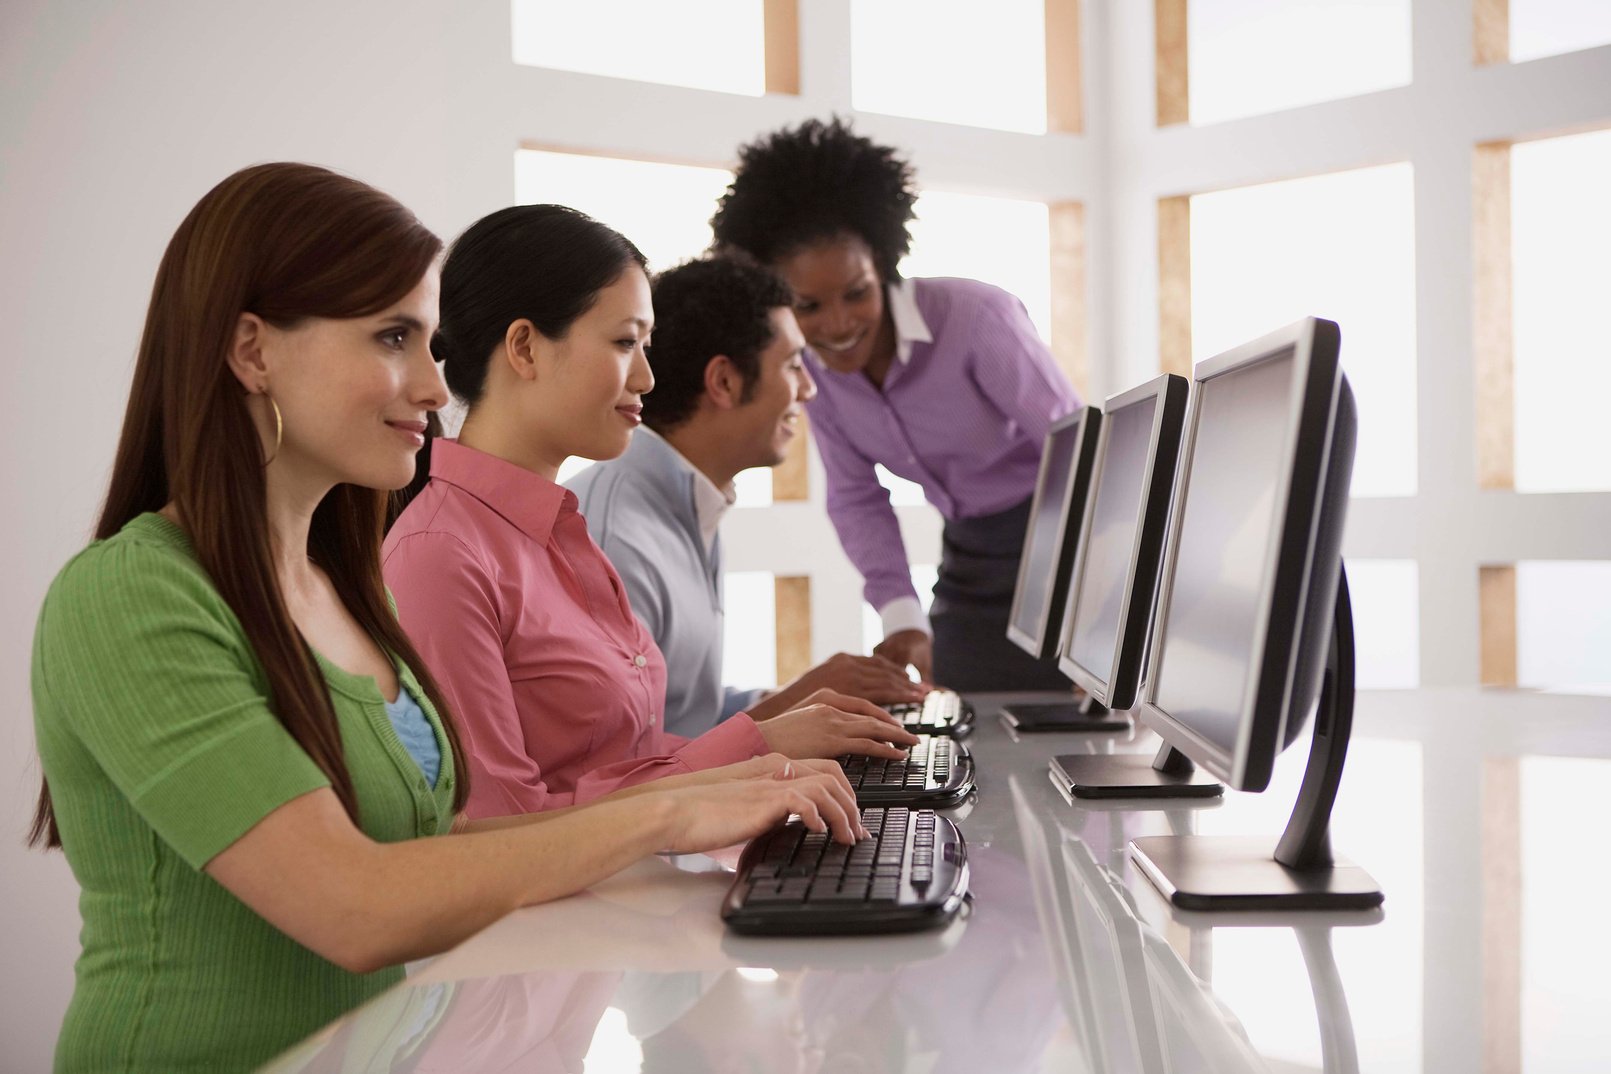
[674,713,770,771]
[879,597,932,640]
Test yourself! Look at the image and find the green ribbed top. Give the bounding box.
[32,513,457,1074]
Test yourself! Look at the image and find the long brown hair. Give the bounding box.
[31,163,470,848]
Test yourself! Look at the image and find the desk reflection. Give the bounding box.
[265,844,1061,1074]
[1010,772,1377,1074]
[267,970,620,1073]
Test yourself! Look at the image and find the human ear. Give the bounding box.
[224,312,272,394]
[502,320,546,383]
[704,354,743,410]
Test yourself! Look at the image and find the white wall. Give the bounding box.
[0,1,513,1064]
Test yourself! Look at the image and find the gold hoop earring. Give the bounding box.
[262,394,283,467]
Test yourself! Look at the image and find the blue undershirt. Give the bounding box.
[384,686,441,788]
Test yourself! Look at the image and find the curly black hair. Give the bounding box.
[641,256,795,432]
[710,117,917,281]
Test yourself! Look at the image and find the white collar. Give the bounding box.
[640,426,734,553]
[887,278,933,365]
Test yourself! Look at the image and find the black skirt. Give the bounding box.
[929,497,1072,692]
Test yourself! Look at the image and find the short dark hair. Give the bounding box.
[710,116,917,281]
[641,257,794,432]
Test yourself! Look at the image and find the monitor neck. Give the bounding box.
[1275,561,1356,869]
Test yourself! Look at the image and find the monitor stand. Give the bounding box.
[1129,566,1384,911]
[1000,689,1129,733]
[1051,739,1224,799]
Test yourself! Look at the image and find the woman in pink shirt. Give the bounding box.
[384,205,918,820]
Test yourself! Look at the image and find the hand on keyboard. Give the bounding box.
[745,652,927,719]
[755,690,922,761]
[657,767,867,852]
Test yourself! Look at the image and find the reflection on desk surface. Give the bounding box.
[261,689,1611,1074]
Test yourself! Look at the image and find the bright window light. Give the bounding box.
[513,149,732,274]
[1520,756,1611,1068]
[1189,163,1417,497]
[863,564,938,651]
[1511,128,1611,493]
[1510,0,1611,63]
[850,0,1047,133]
[1346,560,1419,689]
[1187,0,1411,126]
[875,464,926,508]
[733,466,774,507]
[1517,561,1611,693]
[557,456,595,485]
[904,189,1052,341]
[583,1007,645,1071]
[511,0,764,96]
[724,571,778,689]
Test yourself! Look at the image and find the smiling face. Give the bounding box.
[729,306,814,469]
[531,266,655,466]
[773,234,891,378]
[249,268,447,492]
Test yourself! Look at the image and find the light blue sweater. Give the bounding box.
[567,430,766,738]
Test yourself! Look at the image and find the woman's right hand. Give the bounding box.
[754,689,921,761]
[658,763,867,851]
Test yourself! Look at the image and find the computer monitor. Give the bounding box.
[999,407,1129,733]
[1007,406,1103,661]
[1129,317,1383,911]
[1056,373,1187,712]
[1045,374,1223,795]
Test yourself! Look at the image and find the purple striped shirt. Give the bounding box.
[807,277,1081,615]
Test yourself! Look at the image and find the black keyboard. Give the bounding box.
[888,688,975,737]
[721,807,970,935]
[838,734,975,807]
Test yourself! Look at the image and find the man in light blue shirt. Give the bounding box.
[568,258,925,738]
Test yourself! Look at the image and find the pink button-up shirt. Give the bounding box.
[383,439,769,818]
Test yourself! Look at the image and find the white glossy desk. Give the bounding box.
[263,689,1611,1073]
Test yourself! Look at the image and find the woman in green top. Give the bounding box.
[28,162,864,1074]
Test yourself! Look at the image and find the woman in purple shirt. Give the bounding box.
[712,118,1081,691]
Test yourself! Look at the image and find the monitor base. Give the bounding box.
[1130,835,1384,912]
[1049,752,1223,799]
[1000,695,1128,733]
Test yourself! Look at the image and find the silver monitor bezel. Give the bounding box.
[1137,317,1344,790]
[1006,406,1102,660]
[1056,375,1181,707]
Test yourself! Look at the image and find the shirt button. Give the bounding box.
[633,654,647,668]
[649,712,657,725]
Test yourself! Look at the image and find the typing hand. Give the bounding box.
[748,652,928,720]
[793,652,929,704]
[755,690,921,761]
[658,765,865,850]
[873,629,933,683]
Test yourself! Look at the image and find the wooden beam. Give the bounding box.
[1475,0,1510,67]
[775,575,812,684]
[1481,756,1522,1074]
[1479,565,1519,687]
[1045,0,1083,133]
[1474,142,1515,491]
[764,0,801,96]
[1158,195,1193,377]
[1049,201,1089,396]
[1155,0,1190,126]
[774,411,810,501]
